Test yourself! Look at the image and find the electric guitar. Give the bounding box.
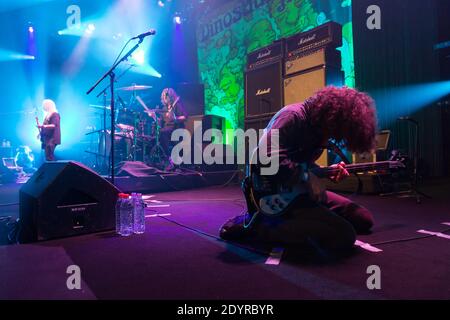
[35,116,42,141]
[167,96,180,122]
[242,154,405,227]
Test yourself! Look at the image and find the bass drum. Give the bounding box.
[98,131,130,162]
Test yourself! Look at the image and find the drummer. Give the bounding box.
[160,88,187,169]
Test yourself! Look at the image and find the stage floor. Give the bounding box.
[0,182,449,299]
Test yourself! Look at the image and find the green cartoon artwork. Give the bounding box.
[197,0,355,130]
[339,22,355,87]
[270,0,318,36]
[246,20,276,54]
[341,0,352,8]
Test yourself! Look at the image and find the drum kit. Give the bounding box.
[86,84,170,172]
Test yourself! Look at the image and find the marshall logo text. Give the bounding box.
[256,88,271,96]
[257,49,272,60]
[298,34,317,46]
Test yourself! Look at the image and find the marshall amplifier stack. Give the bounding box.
[245,22,344,133]
[245,39,285,132]
[284,22,343,106]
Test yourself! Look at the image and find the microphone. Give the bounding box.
[131,29,156,40]
[397,116,418,124]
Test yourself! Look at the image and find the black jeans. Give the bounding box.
[160,126,175,155]
[220,192,374,252]
[44,144,56,161]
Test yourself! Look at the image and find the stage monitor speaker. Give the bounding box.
[19,161,120,243]
[245,61,283,117]
[176,83,205,116]
[284,66,343,106]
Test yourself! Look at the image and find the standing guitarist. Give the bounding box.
[220,86,378,255]
[36,99,61,161]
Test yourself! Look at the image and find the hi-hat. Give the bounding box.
[116,85,152,91]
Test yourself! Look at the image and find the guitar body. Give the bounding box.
[244,163,323,218]
[242,154,404,227]
[167,97,180,123]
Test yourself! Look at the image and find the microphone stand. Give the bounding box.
[383,117,431,203]
[87,38,144,185]
[94,65,134,174]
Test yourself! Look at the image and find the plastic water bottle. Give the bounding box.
[119,194,133,236]
[133,193,146,234]
[115,193,127,234]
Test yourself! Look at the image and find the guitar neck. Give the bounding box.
[314,161,401,176]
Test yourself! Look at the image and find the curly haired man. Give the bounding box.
[220,86,378,256]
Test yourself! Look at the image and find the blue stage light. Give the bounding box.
[132,49,145,65]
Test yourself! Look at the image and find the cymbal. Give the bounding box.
[89,104,111,110]
[116,85,152,92]
[116,124,135,131]
[145,109,166,113]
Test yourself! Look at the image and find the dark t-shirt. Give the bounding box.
[162,100,187,129]
[262,102,326,181]
[41,112,61,147]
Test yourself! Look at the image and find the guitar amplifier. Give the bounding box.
[285,47,341,76]
[283,66,343,105]
[247,40,285,71]
[283,23,343,106]
[285,22,342,58]
[352,130,391,164]
[185,114,225,140]
[175,83,205,116]
[352,152,376,164]
[244,113,275,132]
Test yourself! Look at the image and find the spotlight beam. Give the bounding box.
[0,49,35,61]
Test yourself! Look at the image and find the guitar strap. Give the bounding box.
[327,140,350,164]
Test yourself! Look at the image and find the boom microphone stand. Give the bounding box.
[86,38,144,185]
[95,65,134,174]
[387,117,431,203]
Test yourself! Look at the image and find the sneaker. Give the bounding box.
[219,214,252,241]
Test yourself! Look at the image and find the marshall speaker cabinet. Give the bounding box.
[245,40,285,119]
[19,161,120,243]
[283,22,344,106]
[284,65,344,106]
[284,22,344,166]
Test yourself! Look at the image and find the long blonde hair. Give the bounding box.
[160,88,179,107]
[42,99,58,116]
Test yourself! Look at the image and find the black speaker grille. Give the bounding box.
[245,62,283,117]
